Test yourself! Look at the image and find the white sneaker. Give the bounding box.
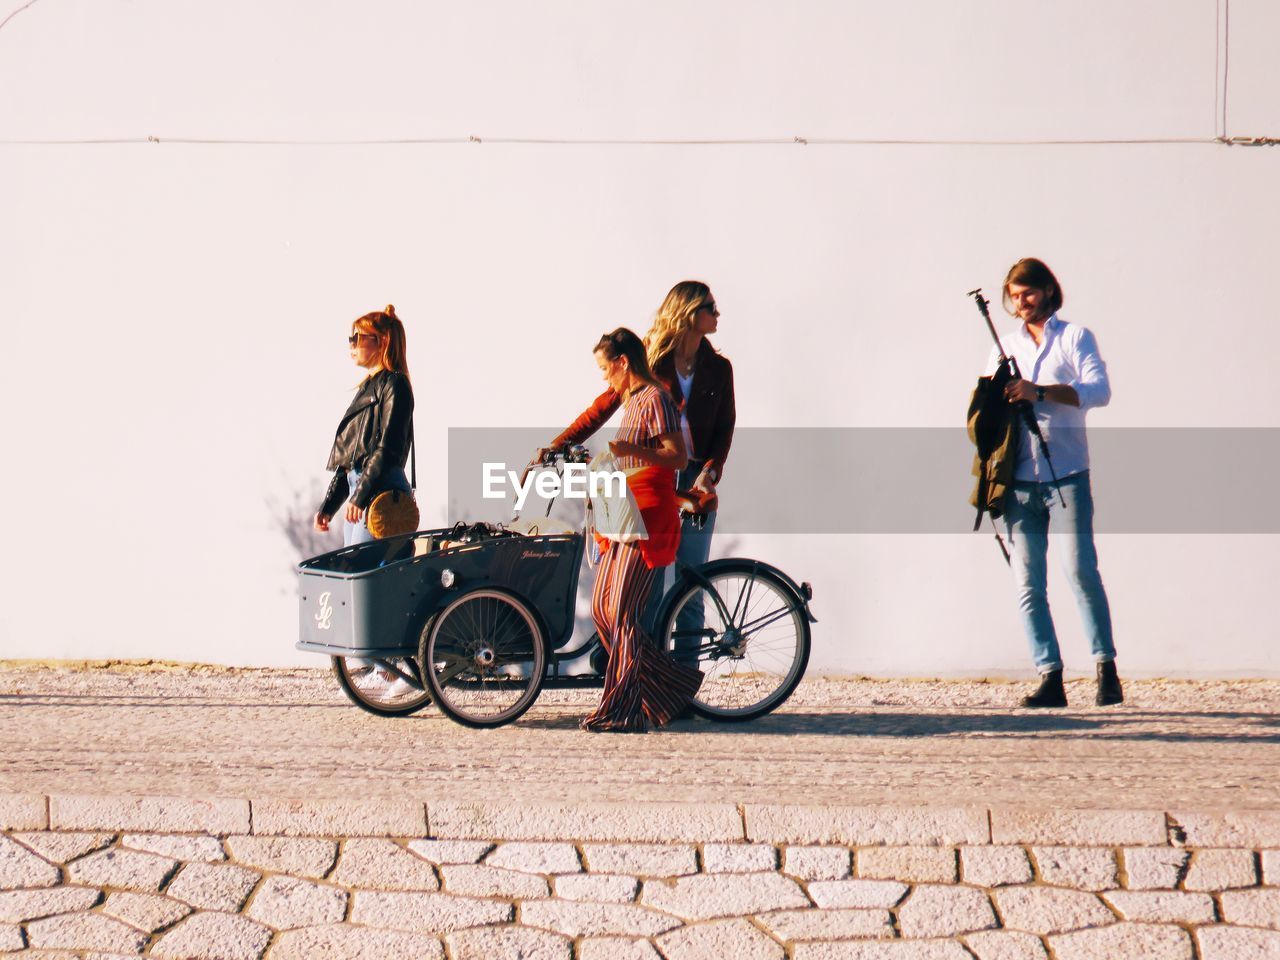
[370,666,416,701]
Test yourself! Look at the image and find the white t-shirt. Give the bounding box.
[676,368,696,461]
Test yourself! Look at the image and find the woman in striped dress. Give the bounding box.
[571,328,704,732]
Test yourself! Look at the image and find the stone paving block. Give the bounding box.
[758,907,895,941]
[225,835,338,879]
[1101,890,1215,924]
[25,912,148,954]
[267,923,445,960]
[0,923,22,952]
[581,843,698,877]
[784,845,852,881]
[640,871,809,921]
[1172,810,1280,848]
[960,846,1032,887]
[859,846,957,883]
[446,924,572,960]
[1184,848,1258,890]
[1195,925,1280,959]
[151,912,273,960]
[553,873,638,903]
[990,886,1116,935]
[407,839,493,865]
[745,805,988,846]
[990,808,1165,846]
[0,885,101,922]
[431,800,742,842]
[329,838,441,891]
[1121,847,1188,889]
[11,831,113,863]
[351,890,513,934]
[656,917,785,960]
[166,861,261,911]
[577,937,661,960]
[0,793,47,830]
[520,898,681,937]
[808,879,909,909]
[0,833,59,889]
[703,842,778,873]
[898,884,997,938]
[1221,887,1280,929]
[67,847,178,892]
[245,875,347,930]
[440,863,551,899]
[486,841,582,874]
[1029,847,1116,891]
[251,797,425,837]
[101,892,192,933]
[121,833,226,862]
[1048,922,1192,960]
[50,794,249,835]
[1265,850,1280,886]
[962,930,1048,960]
[793,941,974,959]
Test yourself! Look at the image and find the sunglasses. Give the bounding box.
[699,302,718,314]
[348,333,379,346]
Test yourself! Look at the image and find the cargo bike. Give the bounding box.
[297,444,816,728]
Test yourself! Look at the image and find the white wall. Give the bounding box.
[2,0,1277,675]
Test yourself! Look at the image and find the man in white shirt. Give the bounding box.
[990,258,1122,708]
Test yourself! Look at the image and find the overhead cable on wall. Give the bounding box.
[0,134,1234,147]
[0,0,41,35]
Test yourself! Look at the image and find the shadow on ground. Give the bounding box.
[519,709,1280,744]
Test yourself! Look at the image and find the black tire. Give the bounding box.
[659,562,811,721]
[420,588,546,728]
[331,654,433,718]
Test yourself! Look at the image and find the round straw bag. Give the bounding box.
[366,488,419,539]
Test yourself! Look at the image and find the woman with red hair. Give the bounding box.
[313,305,414,546]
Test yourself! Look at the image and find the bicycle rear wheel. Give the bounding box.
[420,588,546,728]
[660,562,810,721]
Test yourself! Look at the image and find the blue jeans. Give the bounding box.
[641,463,716,663]
[342,467,411,547]
[1004,471,1115,674]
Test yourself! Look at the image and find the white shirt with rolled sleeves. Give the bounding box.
[985,314,1111,483]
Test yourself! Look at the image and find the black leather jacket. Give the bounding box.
[319,370,414,516]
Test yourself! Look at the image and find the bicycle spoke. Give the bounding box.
[664,568,808,720]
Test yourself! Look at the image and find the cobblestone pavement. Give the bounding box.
[1,665,1277,809]
[1,794,1279,958]
[1,665,1278,957]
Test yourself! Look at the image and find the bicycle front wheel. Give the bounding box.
[420,588,546,728]
[660,563,810,721]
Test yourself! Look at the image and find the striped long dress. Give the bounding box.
[581,386,703,732]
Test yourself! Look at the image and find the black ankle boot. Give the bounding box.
[1096,660,1124,706]
[1021,669,1067,708]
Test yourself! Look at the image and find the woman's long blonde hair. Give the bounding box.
[645,280,712,371]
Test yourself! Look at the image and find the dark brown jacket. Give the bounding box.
[552,340,736,482]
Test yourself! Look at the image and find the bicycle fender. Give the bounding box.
[668,557,817,624]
